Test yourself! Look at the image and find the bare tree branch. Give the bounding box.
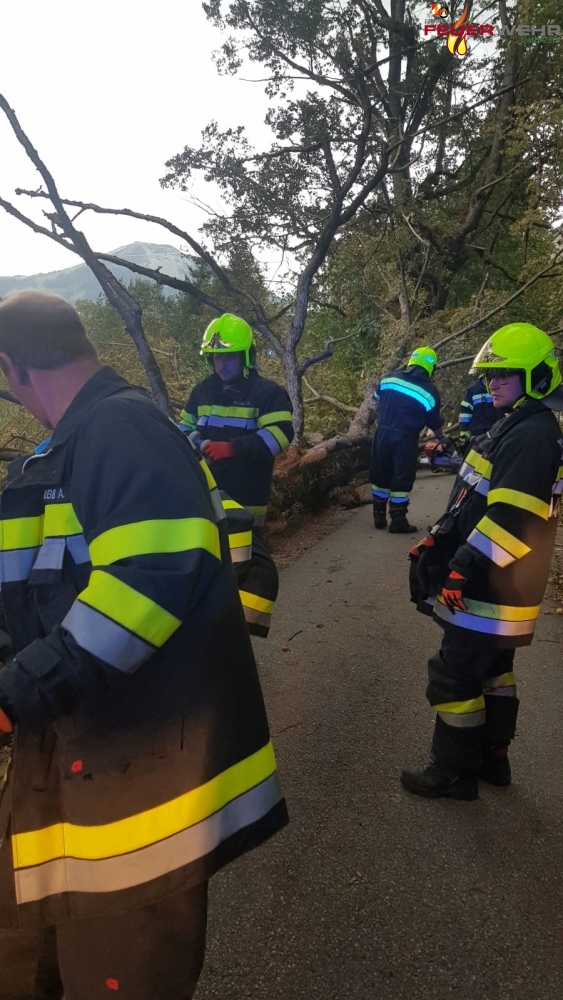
[0,94,173,416]
[433,249,563,350]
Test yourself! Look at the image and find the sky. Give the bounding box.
[0,0,274,277]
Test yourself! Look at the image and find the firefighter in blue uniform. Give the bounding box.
[458,373,502,452]
[370,346,447,533]
[179,314,294,638]
[403,324,563,800]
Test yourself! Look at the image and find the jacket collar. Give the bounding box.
[49,366,134,448]
[209,368,258,394]
[486,398,546,448]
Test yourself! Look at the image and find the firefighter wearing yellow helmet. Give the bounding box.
[179,314,293,637]
[369,345,447,532]
[403,323,563,800]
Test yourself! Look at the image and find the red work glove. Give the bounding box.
[409,535,435,560]
[203,441,235,462]
[0,708,13,733]
[441,570,467,613]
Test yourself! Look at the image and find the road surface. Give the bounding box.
[198,473,563,1000]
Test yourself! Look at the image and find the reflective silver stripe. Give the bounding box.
[0,548,40,583]
[63,601,154,672]
[467,528,515,568]
[485,686,517,698]
[257,428,282,456]
[206,416,257,429]
[434,602,536,636]
[438,709,487,728]
[242,606,272,629]
[66,534,90,565]
[210,488,226,525]
[459,462,490,496]
[31,538,65,573]
[14,773,282,903]
[230,545,253,564]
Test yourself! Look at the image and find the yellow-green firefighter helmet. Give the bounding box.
[407,346,437,376]
[200,314,255,369]
[471,323,562,400]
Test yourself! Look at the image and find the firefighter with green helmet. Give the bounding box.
[403,323,563,800]
[179,314,294,636]
[369,346,447,532]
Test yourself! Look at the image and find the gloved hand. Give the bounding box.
[441,570,467,612]
[0,708,13,734]
[203,441,235,462]
[409,535,435,560]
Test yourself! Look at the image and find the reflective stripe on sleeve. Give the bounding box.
[378,378,434,412]
[63,601,155,672]
[179,410,197,430]
[228,531,253,563]
[257,411,293,428]
[76,570,181,648]
[487,487,550,520]
[257,428,283,456]
[466,529,516,567]
[470,515,531,561]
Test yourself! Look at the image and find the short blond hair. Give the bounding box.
[0,289,97,369]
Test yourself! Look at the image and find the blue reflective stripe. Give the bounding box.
[389,496,409,504]
[371,488,390,499]
[257,428,282,456]
[206,415,257,429]
[459,415,472,424]
[379,381,434,412]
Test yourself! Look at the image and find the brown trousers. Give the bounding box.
[0,837,208,1000]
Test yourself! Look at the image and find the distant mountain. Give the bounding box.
[0,242,196,304]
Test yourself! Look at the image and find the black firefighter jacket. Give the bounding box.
[179,369,294,521]
[430,400,563,647]
[0,367,287,927]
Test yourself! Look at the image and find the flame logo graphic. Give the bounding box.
[431,3,449,16]
[447,3,470,56]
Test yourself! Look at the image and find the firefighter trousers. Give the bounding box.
[426,627,519,772]
[369,429,419,503]
[0,836,208,1000]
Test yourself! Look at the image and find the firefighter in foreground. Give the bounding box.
[403,324,563,800]
[179,314,293,636]
[370,346,447,533]
[0,290,287,1000]
[458,371,502,452]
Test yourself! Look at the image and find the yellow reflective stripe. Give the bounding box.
[266,425,290,450]
[222,499,245,511]
[43,503,82,537]
[79,570,180,647]
[487,487,550,521]
[257,411,293,428]
[433,696,485,715]
[89,518,220,566]
[12,742,276,868]
[475,515,530,559]
[229,531,252,550]
[487,671,516,689]
[179,409,197,427]
[198,458,218,491]
[461,599,540,621]
[239,590,275,615]
[198,405,259,419]
[0,515,43,550]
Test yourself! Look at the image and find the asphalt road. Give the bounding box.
[197,473,563,1000]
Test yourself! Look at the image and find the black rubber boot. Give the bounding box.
[479,696,519,786]
[388,502,417,533]
[401,761,479,800]
[480,746,511,786]
[401,715,482,800]
[372,498,388,529]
